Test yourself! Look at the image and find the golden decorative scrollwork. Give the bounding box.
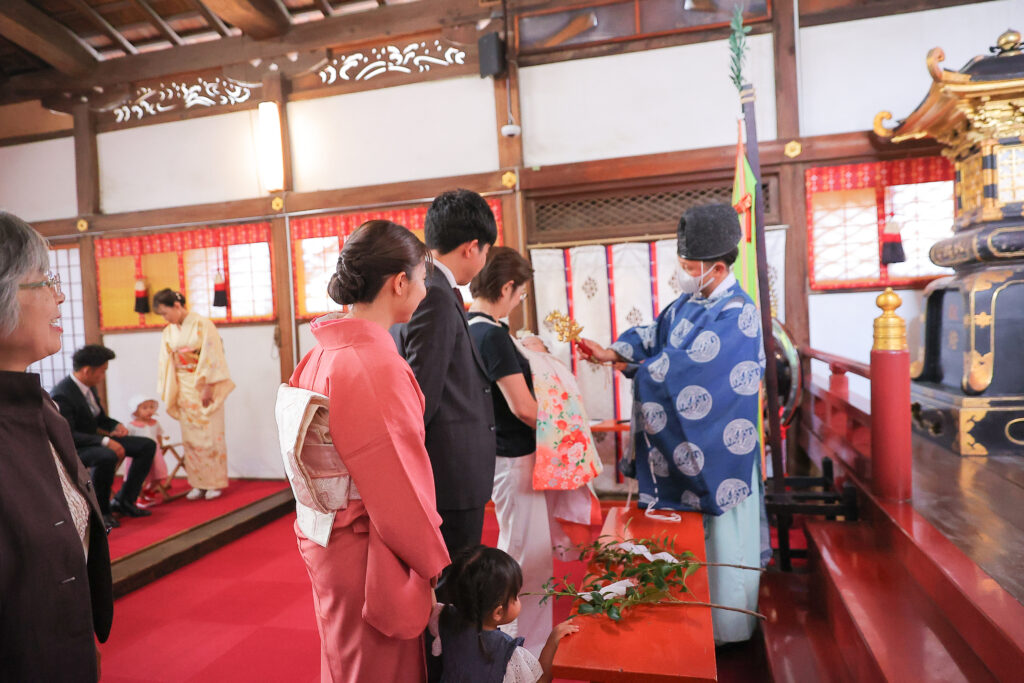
[959,409,989,455]
[965,350,994,393]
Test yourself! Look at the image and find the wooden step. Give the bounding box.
[759,570,851,683]
[806,520,997,683]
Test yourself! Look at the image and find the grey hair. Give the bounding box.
[0,211,51,337]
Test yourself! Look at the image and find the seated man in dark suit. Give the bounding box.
[51,344,155,529]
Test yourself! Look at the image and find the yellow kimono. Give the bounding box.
[158,311,235,490]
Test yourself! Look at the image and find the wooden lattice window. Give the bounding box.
[291,200,505,320]
[806,158,954,291]
[528,179,777,243]
[28,244,87,391]
[95,223,275,331]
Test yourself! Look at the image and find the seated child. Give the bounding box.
[432,545,578,683]
[125,394,170,503]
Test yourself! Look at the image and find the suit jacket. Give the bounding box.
[50,376,120,449]
[391,267,497,509]
[0,371,113,682]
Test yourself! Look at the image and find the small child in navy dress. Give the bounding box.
[431,546,578,683]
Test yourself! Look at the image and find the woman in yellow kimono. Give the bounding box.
[153,289,235,501]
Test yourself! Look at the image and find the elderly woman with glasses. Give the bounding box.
[0,211,113,681]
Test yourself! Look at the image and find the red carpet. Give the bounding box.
[102,502,766,681]
[107,478,289,561]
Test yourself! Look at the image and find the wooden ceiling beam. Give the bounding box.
[314,0,335,17]
[68,0,139,56]
[133,0,184,46]
[5,0,497,94]
[0,0,99,76]
[191,0,231,37]
[201,0,292,40]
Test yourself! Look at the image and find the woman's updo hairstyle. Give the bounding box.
[469,246,533,302]
[328,220,429,306]
[153,288,186,308]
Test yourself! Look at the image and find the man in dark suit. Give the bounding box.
[392,189,499,559]
[51,344,155,529]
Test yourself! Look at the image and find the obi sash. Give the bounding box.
[275,384,361,547]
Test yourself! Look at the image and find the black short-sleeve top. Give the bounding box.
[467,313,535,458]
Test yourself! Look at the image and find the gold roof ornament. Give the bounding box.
[996,29,1022,55]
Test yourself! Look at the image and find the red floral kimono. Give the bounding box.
[289,314,450,682]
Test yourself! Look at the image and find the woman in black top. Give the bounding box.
[466,246,552,655]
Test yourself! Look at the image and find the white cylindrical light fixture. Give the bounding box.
[257,100,285,193]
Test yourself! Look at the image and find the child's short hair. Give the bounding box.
[448,545,522,632]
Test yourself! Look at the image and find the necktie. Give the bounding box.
[84,387,101,417]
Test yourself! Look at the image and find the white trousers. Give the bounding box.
[492,454,553,656]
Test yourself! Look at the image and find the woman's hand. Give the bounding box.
[200,385,214,407]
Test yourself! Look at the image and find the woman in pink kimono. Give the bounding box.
[287,220,450,682]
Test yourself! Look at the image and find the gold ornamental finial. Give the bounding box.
[544,310,583,343]
[873,287,907,352]
[996,29,1022,55]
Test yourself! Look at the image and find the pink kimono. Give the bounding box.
[289,315,450,683]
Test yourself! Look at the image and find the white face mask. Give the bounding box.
[675,261,715,295]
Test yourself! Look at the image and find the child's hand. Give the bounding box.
[550,620,580,642]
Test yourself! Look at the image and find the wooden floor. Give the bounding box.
[911,435,1024,605]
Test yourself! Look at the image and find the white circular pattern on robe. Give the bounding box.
[669,318,694,348]
[729,361,762,396]
[676,385,713,420]
[680,490,701,510]
[685,331,721,363]
[641,402,668,434]
[610,341,635,361]
[647,447,669,478]
[636,325,657,350]
[715,478,751,511]
[723,418,758,455]
[758,343,767,368]
[672,441,705,476]
[738,304,759,338]
[639,492,656,506]
[647,352,670,383]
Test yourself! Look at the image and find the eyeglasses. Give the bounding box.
[19,271,62,297]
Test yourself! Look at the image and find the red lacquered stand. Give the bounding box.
[552,507,717,683]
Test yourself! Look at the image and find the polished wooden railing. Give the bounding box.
[796,289,912,502]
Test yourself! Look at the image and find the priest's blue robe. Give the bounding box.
[611,274,765,643]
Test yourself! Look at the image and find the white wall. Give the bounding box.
[808,289,924,399]
[0,137,77,221]
[799,0,1016,137]
[288,76,500,192]
[297,322,315,360]
[519,34,777,167]
[97,110,265,214]
[103,324,285,479]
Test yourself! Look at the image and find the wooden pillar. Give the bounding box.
[771,0,800,141]
[270,216,296,381]
[780,163,809,346]
[77,234,101,346]
[261,71,292,193]
[72,100,99,216]
[494,62,532,331]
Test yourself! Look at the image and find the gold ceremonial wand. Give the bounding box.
[545,311,634,367]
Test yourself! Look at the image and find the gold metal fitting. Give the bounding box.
[76,218,89,233]
[873,287,907,351]
[501,171,518,189]
[271,196,284,212]
[784,140,802,158]
[996,29,1022,55]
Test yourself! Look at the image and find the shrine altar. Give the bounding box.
[552,507,717,682]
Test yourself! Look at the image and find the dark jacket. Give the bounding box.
[50,376,120,448]
[391,267,497,509]
[0,371,113,682]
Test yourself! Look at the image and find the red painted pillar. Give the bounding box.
[871,288,912,502]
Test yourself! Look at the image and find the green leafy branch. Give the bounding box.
[729,4,751,93]
[531,533,765,622]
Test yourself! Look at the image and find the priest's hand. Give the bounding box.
[577,338,621,363]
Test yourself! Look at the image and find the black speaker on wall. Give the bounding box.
[478,32,507,78]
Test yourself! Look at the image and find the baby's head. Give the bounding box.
[518,333,549,354]
[132,398,159,420]
[449,545,523,629]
